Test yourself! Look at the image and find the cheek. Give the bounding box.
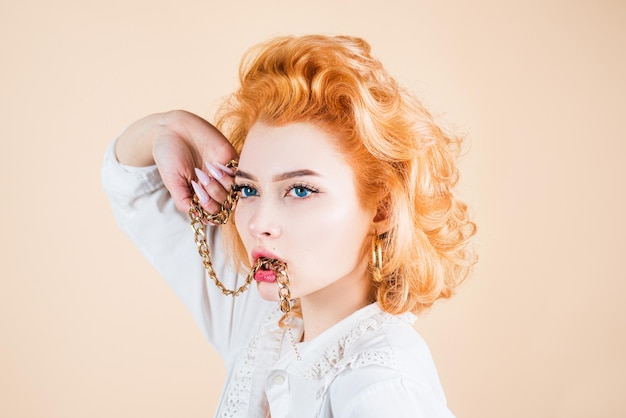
[297,203,370,266]
[233,206,251,246]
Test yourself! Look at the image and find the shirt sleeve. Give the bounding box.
[100,139,273,359]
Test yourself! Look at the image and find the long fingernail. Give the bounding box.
[191,180,209,204]
[215,162,235,176]
[194,167,212,186]
[205,161,224,179]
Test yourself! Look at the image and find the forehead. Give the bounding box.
[239,122,352,176]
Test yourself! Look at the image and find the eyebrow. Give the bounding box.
[236,169,321,182]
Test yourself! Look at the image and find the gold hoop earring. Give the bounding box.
[371,233,383,283]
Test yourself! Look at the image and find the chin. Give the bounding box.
[255,281,280,302]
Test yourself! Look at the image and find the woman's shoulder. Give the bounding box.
[320,306,453,416]
[342,308,439,380]
[301,304,439,383]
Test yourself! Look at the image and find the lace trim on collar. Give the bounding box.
[300,307,415,381]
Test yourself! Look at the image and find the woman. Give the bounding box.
[103,34,476,417]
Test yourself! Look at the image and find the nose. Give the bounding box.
[246,199,281,239]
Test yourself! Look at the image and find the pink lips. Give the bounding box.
[251,249,282,283]
[254,269,277,283]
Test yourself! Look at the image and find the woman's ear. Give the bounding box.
[372,199,392,235]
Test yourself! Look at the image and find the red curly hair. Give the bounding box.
[217,34,476,314]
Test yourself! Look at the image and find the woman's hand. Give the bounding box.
[114,110,238,213]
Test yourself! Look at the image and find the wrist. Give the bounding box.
[114,114,161,167]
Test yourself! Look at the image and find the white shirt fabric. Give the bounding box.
[101,141,455,417]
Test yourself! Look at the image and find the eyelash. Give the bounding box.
[232,183,257,198]
[286,183,319,199]
[232,183,319,199]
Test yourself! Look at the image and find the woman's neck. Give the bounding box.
[299,265,374,342]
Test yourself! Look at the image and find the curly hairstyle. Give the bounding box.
[216,34,476,314]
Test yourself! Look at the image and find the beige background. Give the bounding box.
[2,0,625,417]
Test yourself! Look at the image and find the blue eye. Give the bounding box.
[235,184,258,198]
[287,185,318,198]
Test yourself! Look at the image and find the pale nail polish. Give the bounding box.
[215,162,235,176]
[195,167,211,186]
[205,161,224,179]
[191,180,209,204]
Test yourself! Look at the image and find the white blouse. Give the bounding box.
[102,141,455,417]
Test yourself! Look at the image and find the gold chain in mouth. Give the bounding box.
[189,203,290,299]
[250,257,292,313]
[188,161,300,359]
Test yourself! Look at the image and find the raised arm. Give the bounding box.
[114,109,237,213]
[102,110,273,358]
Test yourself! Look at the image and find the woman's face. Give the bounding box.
[234,122,376,303]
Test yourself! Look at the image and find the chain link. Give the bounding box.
[274,266,302,361]
[188,159,251,296]
[188,160,240,226]
[276,270,292,314]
